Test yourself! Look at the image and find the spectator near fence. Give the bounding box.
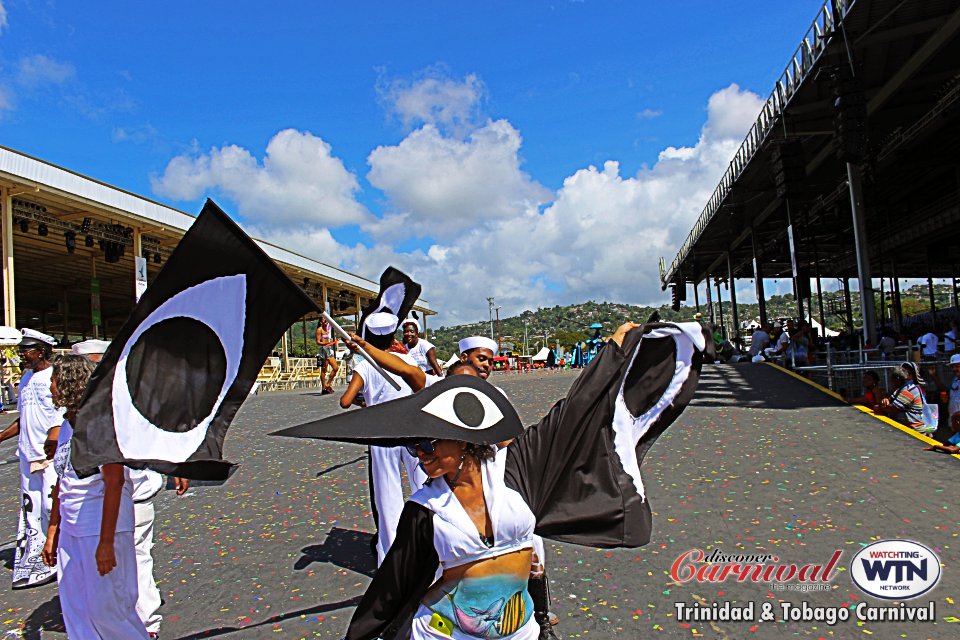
[748,324,771,358]
[843,370,886,409]
[924,354,960,454]
[945,322,958,355]
[917,326,939,361]
[876,362,927,431]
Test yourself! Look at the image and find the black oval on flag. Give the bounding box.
[124,317,227,432]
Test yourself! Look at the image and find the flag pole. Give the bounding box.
[321,311,402,391]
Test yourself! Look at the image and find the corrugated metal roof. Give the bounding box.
[0,144,432,311]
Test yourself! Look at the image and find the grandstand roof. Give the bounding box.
[661,0,960,289]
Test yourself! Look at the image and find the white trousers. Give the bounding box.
[12,456,57,588]
[134,500,162,633]
[370,445,427,564]
[57,530,150,639]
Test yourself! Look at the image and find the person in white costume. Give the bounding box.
[0,328,63,588]
[339,312,428,564]
[402,317,443,376]
[69,338,190,639]
[42,354,150,638]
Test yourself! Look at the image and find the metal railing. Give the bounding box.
[660,0,856,288]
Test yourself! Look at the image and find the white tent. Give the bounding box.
[531,347,550,362]
[0,326,22,346]
[443,354,460,369]
[808,316,840,337]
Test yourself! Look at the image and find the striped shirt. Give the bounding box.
[891,382,924,428]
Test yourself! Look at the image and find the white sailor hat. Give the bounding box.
[18,328,57,348]
[71,339,111,356]
[458,336,498,356]
[402,316,420,332]
[364,312,399,336]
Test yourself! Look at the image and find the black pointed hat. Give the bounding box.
[274,376,523,447]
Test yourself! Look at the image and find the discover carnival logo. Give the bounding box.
[850,540,941,600]
[670,541,940,626]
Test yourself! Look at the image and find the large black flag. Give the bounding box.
[71,200,318,480]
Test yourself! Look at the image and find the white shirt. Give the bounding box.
[53,420,135,537]
[748,330,770,356]
[354,353,417,407]
[410,447,534,570]
[16,367,65,463]
[918,332,939,356]
[945,330,957,352]
[946,376,960,418]
[130,469,164,502]
[405,338,437,373]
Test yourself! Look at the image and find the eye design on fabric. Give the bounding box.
[111,275,246,462]
[420,387,504,430]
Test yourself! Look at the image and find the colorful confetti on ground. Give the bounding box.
[0,364,955,638]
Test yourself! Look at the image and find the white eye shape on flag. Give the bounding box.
[420,387,504,430]
[111,275,247,462]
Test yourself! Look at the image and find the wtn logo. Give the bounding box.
[851,540,940,600]
[860,558,927,583]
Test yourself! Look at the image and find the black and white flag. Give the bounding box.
[71,200,318,480]
[358,267,421,339]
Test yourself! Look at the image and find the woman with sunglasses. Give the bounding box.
[281,321,709,640]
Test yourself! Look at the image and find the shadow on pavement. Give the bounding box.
[0,547,13,570]
[316,455,366,477]
[21,594,64,640]
[691,364,845,409]
[172,595,362,640]
[294,527,376,578]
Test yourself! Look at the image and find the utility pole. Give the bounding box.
[495,306,501,351]
[487,297,495,340]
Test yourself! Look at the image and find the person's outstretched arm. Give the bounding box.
[347,334,427,391]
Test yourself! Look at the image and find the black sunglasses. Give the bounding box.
[405,439,440,457]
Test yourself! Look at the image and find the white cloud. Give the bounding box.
[151,83,764,327]
[112,124,159,144]
[0,1,7,34]
[637,108,662,119]
[366,119,551,239]
[151,129,371,228]
[17,54,75,89]
[378,69,484,133]
[394,83,766,325]
[0,85,12,112]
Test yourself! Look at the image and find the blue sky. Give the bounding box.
[1,1,824,324]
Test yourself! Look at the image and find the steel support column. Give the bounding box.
[727,253,740,347]
[716,278,725,338]
[0,186,15,327]
[843,277,854,333]
[751,231,767,327]
[952,263,959,311]
[847,164,877,344]
[892,261,903,332]
[705,276,715,324]
[786,204,804,321]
